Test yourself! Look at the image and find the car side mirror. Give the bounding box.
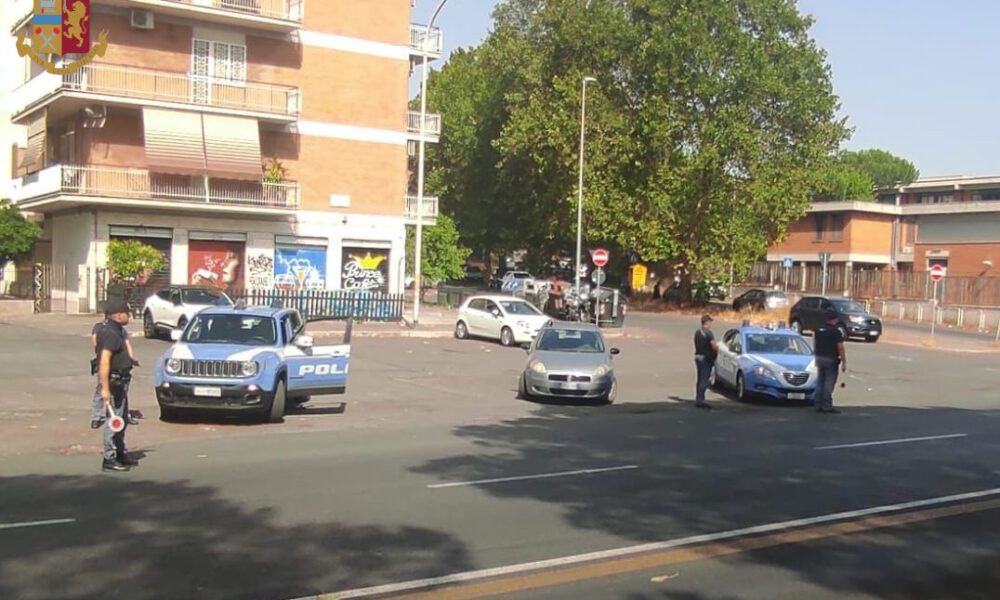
[610,348,621,356]
[295,335,314,349]
[522,343,531,353]
[491,309,502,318]
[171,296,182,306]
[170,328,183,341]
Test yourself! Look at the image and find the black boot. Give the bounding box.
[102,458,130,472]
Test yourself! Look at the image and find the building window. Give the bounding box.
[917,192,953,204]
[192,38,247,83]
[972,189,1000,202]
[905,220,916,245]
[829,214,844,242]
[813,214,826,241]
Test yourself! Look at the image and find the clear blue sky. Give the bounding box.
[411,0,1000,178]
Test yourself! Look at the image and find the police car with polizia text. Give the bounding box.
[154,305,350,422]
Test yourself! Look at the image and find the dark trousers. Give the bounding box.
[695,357,714,404]
[814,356,839,410]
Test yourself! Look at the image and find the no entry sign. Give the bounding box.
[929,264,946,283]
[592,248,609,267]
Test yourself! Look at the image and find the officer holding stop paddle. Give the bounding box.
[94,300,137,472]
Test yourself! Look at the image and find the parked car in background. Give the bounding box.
[143,286,232,339]
[788,296,883,342]
[462,265,484,285]
[712,324,816,402]
[500,271,536,294]
[519,322,620,404]
[732,289,789,312]
[455,295,551,346]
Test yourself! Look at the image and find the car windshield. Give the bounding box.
[183,314,276,346]
[510,272,530,279]
[536,329,605,353]
[746,334,812,355]
[500,300,542,315]
[831,300,866,313]
[182,289,232,306]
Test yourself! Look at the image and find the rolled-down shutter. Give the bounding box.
[142,107,206,174]
[19,110,47,173]
[202,114,262,179]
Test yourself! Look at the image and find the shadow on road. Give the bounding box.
[0,475,471,600]
[410,401,1000,598]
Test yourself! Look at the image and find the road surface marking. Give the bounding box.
[0,518,75,531]
[301,487,1000,600]
[815,433,967,450]
[888,355,913,362]
[426,465,639,489]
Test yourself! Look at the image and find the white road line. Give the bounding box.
[888,355,913,362]
[427,465,639,489]
[293,486,1000,600]
[815,433,967,451]
[0,518,75,531]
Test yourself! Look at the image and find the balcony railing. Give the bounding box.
[19,165,300,210]
[15,63,300,119]
[409,24,443,57]
[165,0,304,22]
[407,111,442,137]
[405,194,439,224]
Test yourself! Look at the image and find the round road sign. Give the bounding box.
[591,270,606,286]
[592,248,609,267]
[929,264,946,282]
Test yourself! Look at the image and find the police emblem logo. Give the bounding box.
[15,0,110,75]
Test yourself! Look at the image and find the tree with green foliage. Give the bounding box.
[0,202,42,268]
[813,164,875,201]
[427,0,848,302]
[406,214,471,289]
[106,239,167,284]
[839,149,918,190]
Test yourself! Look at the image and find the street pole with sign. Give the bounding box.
[819,252,831,296]
[929,264,946,339]
[592,248,609,326]
[782,257,792,292]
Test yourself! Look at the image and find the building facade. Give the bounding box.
[6,0,441,312]
[767,176,1000,281]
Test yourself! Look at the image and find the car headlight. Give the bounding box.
[517,320,531,330]
[529,360,547,374]
[240,361,259,377]
[165,358,181,374]
[753,365,777,380]
[593,365,609,377]
[849,315,866,324]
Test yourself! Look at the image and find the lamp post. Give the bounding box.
[574,76,598,296]
[413,0,448,325]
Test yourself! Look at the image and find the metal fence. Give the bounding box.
[233,289,405,321]
[745,262,1000,308]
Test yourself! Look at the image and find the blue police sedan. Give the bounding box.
[711,325,816,403]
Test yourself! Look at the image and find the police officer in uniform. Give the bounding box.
[693,314,718,410]
[95,300,137,471]
[813,309,847,414]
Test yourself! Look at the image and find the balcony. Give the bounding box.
[407,110,442,140]
[12,63,300,123]
[409,23,443,62]
[12,164,300,214]
[106,0,302,31]
[405,194,439,226]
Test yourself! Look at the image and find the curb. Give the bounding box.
[877,338,1000,355]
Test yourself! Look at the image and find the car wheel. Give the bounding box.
[455,320,469,340]
[838,324,849,340]
[268,379,287,423]
[736,372,749,402]
[500,326,515,347]
[517,373,531,400]
[790,319,802,334]
[603,378,617,405]
[159,405,182,422]
[143,311,157,339]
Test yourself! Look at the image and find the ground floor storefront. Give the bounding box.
[43,207,406,313]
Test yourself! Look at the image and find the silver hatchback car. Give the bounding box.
[518,322,620,404]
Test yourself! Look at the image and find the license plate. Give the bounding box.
[788,392,806,400]
[194,386,222,398]
[868,331,879,337]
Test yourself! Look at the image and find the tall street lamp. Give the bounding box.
[575,76,598,296]
[413,0,449,325]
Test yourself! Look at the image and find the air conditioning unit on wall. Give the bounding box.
[130,9,154,30]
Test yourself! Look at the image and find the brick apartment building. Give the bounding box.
[5,0,441,312]
[767,176,1000,281]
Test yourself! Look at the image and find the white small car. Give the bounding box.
[455,295,551,347]
[142,286,233,339]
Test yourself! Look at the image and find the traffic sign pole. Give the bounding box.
[930,280,938,340]
[596,266,603,326]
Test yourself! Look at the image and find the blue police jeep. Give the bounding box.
[154,306,350,422]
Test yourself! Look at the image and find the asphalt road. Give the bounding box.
[1,312,999,600]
